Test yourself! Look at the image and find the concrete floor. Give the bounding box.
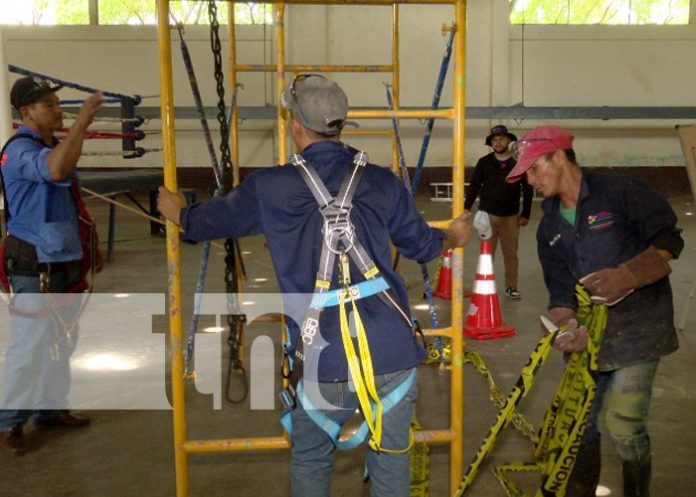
[1,190,695,497]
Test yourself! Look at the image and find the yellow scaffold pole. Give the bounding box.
[390,3,400,175]
[276,3,288,163]
[228,4,240,186]
[235,63,394,72]
[156,1,189,497]
[450,0,467,493]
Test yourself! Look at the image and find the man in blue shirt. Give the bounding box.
[507,125,683,497]
[0,77,102,454]
[158,74,472,497]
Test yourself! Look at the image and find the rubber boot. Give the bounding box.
[565,436,601,497]
[622,456,651,497]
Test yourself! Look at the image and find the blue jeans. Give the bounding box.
[290,368,417,497]
[0,271,81,430]
[584,360,659,462]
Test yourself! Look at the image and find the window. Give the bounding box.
[0,0,89,25]
[0,0,273,26]
[510,0,690,25]
[97,1,273,26]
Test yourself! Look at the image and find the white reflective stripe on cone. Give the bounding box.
[476,255,494,276]
[442,252,451,268]
[471,279,496,295]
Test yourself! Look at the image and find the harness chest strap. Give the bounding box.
[292,152,412,327]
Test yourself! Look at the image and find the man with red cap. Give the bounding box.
[465,125,532,300]
[507,125,683,497]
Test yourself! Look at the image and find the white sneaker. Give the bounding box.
[505,287,521,300]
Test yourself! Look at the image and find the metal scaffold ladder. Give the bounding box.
[155,2,469,496]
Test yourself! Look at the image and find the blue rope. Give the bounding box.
[60,98,122,105]
[385,85,411,191]
[420,260,444,361]
[175,25,226,190]
[226,86,239,129]
[9,64,141,104]
[176,24,230,374]
[185,239,212,375]
[420,262,440,330]
[385,85,442,342]
[410,29,455,196]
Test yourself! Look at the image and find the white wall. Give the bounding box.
[507,23,696,166]
[2,1,694,169]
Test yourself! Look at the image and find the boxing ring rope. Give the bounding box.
[9,64,141,103]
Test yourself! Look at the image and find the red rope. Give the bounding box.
[11,122,142,140]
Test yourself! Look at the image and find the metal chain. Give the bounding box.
[207,0,232,188]
[224,238,248,403]
[207,0,246,403]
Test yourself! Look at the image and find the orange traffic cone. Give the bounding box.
[433,249,453,300]
[463,240,516,340]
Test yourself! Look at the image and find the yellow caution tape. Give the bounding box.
[493,284,607,497]
[410,417,430,497]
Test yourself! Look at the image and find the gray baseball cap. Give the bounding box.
[281,74,352,136]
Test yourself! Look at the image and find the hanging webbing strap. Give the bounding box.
[282,151,414,453]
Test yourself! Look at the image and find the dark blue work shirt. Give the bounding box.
[181,140,443,381]
[1,126,81,263]
[537,171,682,371]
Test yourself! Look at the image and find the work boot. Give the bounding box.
[34,411,90,428]
[0,425,27,455]
[622,456,651,497]
[565,436,601,497]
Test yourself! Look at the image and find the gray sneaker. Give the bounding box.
[505,287,521,300]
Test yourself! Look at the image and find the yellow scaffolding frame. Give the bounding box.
[156,1,467,496]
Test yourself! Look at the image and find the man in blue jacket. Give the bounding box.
[507,125,683,497]
[158,74,472,497]
[0,77,102,454]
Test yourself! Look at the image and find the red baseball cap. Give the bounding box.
[506,125,574,183]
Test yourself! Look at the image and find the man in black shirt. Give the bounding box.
[465,125,533,299]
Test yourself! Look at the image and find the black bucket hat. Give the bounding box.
[10,76,63,110]
[485,125,517,146]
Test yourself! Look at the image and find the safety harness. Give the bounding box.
[0,134,102,297]
[280,151,417,453]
